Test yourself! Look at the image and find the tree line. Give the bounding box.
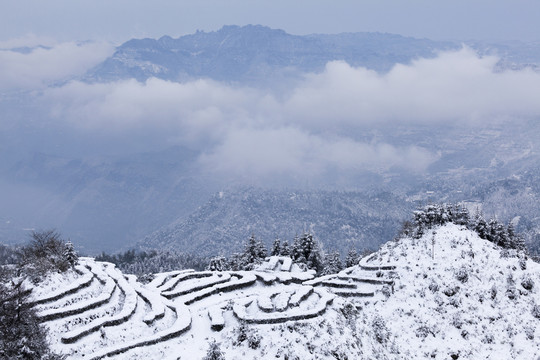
[401,203,526,251]
[207,233,366,276]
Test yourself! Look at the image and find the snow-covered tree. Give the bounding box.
[270,238,281,256]
[203,340,225,360]
[226,253,245,271]
[63,240,78,268]
[473,212,489,239]
[229,235,268,271]
[0,269,63,359]
[413,203,472,234]
[345,248,360,267]
[207,256,226,271]
[20,230,75,280]
[506,222,525,251]
[291,235,302,261]
[244,235,267,263]
[292,233,324,273]
[280,240,290,257]
[322,251,343,275]
[96,249,208,276]
[488,219,507,247]
[307,237,324,274]
[452,204,470,226]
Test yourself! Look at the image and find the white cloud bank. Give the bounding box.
[198,127,436,179]
[32,47,540,180]
[285,48,540,127]
[0,41,114,91]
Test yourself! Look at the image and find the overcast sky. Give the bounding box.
[1,0,540,44]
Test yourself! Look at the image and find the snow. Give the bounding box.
[29,263,93,305]
[88,302,191,360]
[289,286,314,307]
[274,291,293,311]
[126,275,166,325]
[257,256,294,272]
[348,223,540,359]
[161,272,232,299]
[257,293,275,312]
[233,289,334,324]
[26,223,540,359]
[36,270,115,322]
[157,270,210,293]
[254,271,277,284]
[60,262,138,344]
[208,306,225,330]
[147,269,194,289]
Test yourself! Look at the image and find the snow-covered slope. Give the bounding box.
[28,223,540,359]
[354,223,540,359]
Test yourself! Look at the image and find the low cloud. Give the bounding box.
[199,127,437,180]
[43,77,276,146]
[285,47,540,129]
[24,47,540,181]
[0,41,114,91]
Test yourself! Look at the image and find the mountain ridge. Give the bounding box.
[85,24,459,84]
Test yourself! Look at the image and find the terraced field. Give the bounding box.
[30,256,394,359]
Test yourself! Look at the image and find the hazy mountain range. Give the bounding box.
[1,25,540,256]
[139,188,413,256]
[86,25,540,85]
[86,25,459,85]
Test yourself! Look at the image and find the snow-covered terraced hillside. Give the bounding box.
[29,255,391,359]
[28,224,540,359]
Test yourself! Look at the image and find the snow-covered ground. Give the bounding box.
[29,224,540,359]
[353,223,540,359]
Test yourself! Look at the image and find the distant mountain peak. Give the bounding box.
[84,25,458,84]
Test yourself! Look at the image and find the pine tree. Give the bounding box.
[241,235,267,270]
[453,204,470,226]
[507,221,516,239]
[413,210,427,238]
[495,222,509,248]
[424,204,441,227]
[345,248,359,267]
[280,240,290,257]
[203,340,225,360]
[300,233,315,260]
[487,219,498,244]
[63,240,78,268]
[291,235,302,262]
[0,273,63,359]
[513,233,526,252]
[270,238,281,256]
[207,256,225,271]
[290,232,324,273]
[322,251,343,275]
[226,253,244,271]
[507,222,526,251]
[306,236,324,274]
[473,212,488,239]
